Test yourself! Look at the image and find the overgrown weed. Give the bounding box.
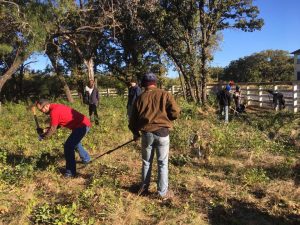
[0,97,299,224]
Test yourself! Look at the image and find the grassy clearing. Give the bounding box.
[0,97,299,224]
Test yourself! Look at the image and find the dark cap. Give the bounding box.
[130,77,138,83]
[36,99,50,107]
[141,73,157,87]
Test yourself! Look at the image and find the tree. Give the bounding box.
[222,50,294,82]
[140,0,202,103]
[0,1,50,95]
[197,0,264,103]
[46,0,121,81]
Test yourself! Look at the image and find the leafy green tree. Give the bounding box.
[140,0,202,103]
[222,50,294,82]
[197,0,264,103]
[140,0,263,104]
[0,1,50,95]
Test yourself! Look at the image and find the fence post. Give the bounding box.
[293,82,298,113]
[246,85,251,106]
[273,84,278,111]
[106,88,110,97]
[259,85,263,107]
[171,85,175,95]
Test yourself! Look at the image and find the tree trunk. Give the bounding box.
[83,58,95,81]
[0,53,28,94]
[172,57,197,102]
[200,47,209,104]
[59,76,74,103]
[18,63,25,101]
[195,77,202,104]
[48,55,74,103]
[178,70,187,100]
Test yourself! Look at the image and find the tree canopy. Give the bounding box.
[222,50,294,82]
[0,0,265,104]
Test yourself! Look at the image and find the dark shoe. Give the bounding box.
[82,160,90,165]
[64,171,76,178]
[138,184,149,196]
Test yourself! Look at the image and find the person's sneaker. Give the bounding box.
[160,190,174,201]
[64,172,75,178]
[82,160,90,165]
[137,185,150,196]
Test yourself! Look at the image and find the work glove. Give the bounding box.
[36,127,44,135]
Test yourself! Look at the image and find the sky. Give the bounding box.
[28,0,300,77]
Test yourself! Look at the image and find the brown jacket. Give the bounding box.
[129,87,180,134]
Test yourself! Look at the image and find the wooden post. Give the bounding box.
[293,82,298,113]
[107,88,110,97]
[259,85,263,107]
[246,85,251,106]
[171,85,175,95]
[273,84,278,111]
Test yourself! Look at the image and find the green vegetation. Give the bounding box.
[0,97,299,224]
[222,50,294,82]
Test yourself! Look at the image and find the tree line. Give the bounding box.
[1,0,264,104]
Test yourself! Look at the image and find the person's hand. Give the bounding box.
[36,127,44,135]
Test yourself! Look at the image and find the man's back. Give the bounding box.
[130,87,180,132]
[218,89,231,106]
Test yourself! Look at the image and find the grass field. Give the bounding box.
[0,97,299,225]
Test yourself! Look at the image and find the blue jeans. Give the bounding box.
[64,126,90,175]
[220,105,229,122]
[141,132,169,197]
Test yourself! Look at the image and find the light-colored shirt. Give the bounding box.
[85,86,93,96]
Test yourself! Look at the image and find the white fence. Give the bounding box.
[69,81,300,113]
[207,81,300,113]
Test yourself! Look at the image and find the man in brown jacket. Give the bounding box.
[129,73,180,199]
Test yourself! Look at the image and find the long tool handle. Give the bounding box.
[31,106,40,128]
[78,139,135,169]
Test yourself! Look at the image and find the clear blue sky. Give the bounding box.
[28,0,300,77]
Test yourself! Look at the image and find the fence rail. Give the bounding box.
[69,81,300,113]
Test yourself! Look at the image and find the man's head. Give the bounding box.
[88,79,95,88]
[36,99,50,114]
[229,80,235,86]
[141,73,157,87]
[129,78,138,87]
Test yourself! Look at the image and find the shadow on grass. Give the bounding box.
[6,150,62,170]
[209,198,300,225]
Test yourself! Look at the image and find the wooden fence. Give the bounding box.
[69,81,300,113]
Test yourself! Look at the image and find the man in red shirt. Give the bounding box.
[36,99,91,177]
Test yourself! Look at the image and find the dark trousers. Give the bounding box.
[64,127,90,175]
[89,104,99,125]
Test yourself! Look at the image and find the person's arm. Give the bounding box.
[166,93,180,120]
[40,125,58,139]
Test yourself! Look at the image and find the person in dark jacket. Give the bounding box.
[267,90,285,110]
[129,73,180,200]
[217,85,232,123]
[127,78,141,119]
[85,79,99,125]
